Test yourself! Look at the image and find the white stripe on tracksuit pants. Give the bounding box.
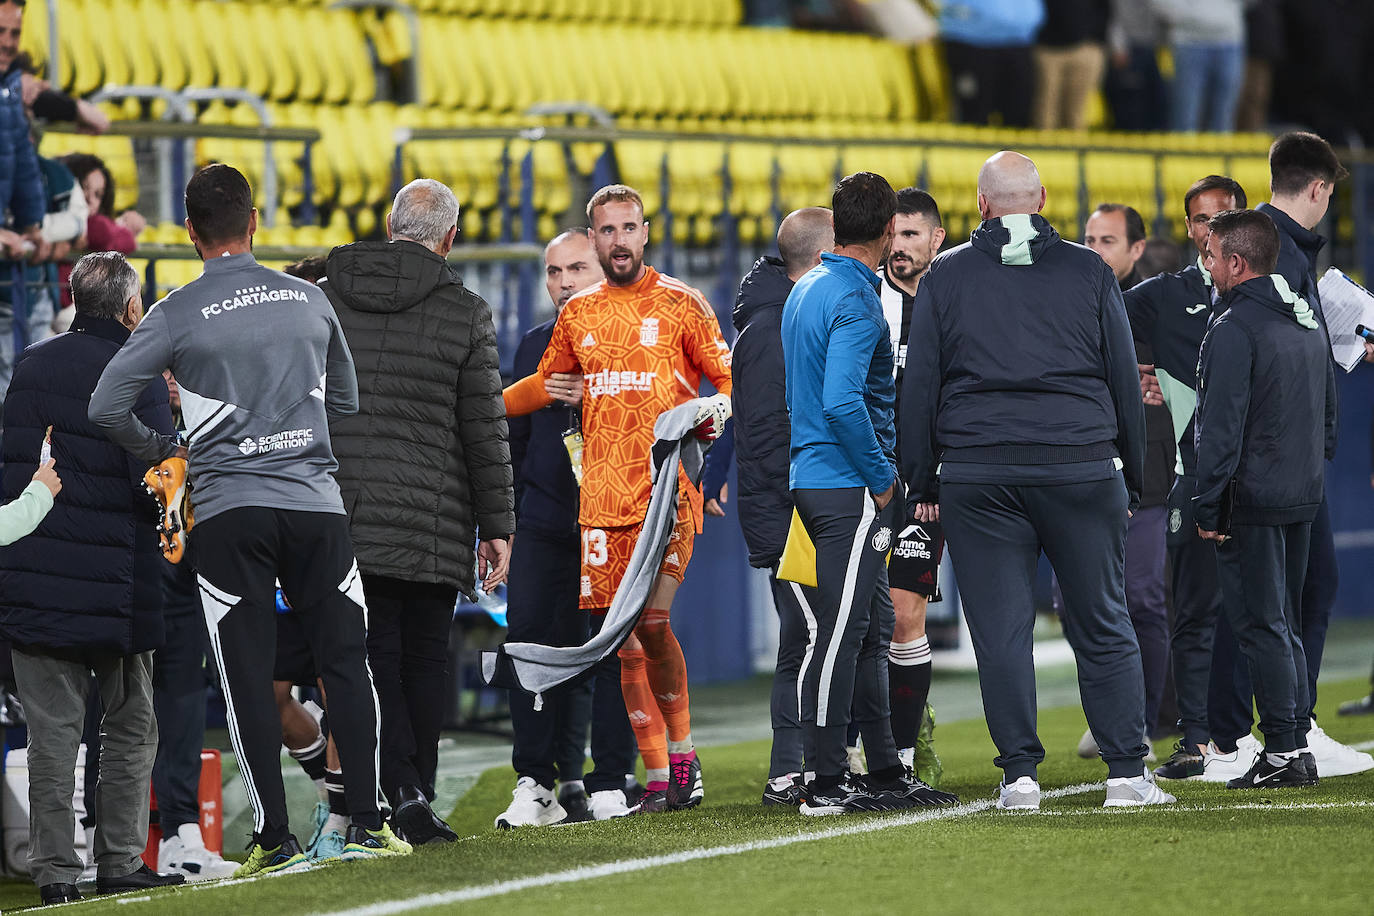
[793,486,902,779]
[194,507,386,844]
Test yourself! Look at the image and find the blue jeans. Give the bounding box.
[1170,42,1245,132]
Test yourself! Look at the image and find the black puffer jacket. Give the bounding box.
[0,315,174,654]
[324,240,515,599]
[730,256,795,568]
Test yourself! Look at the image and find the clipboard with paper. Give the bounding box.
[1316,268,1374,372]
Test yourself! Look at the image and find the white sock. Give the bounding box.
[312,777,328,803]
[889,636,931,666]
[647,767,669,786]
[668,737,694,755]
[323,813,349,837]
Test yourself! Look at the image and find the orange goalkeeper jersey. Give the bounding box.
[525,266,732,529]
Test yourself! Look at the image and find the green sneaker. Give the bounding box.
[233,836,311,878]
[914,703,943,789]
[341,822,413,861]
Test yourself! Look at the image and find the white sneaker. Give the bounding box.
[1305,719,1374,778]
[158,823,237,881]
[588,788,633,820]
[995,776,1041,810]
[495,777,567,829]
[1198,733,1262,783]
[1104,771,1176,807]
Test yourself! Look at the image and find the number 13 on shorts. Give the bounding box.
[582,528,608,566]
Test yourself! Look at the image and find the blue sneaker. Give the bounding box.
[307,829,346,864]
[305,801,330,849]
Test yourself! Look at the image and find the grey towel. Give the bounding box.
[482,399,710,705]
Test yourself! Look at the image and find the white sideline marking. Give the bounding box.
[310,782,1107,916]
[1016,800,1374,817]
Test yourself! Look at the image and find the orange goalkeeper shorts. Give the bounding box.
[579,494,696,611]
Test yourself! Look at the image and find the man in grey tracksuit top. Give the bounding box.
[89,165,399,870]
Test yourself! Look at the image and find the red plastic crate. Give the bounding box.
[141,749,223,868]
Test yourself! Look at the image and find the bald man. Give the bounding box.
[497,228,641,827]
[900,152,1171,810]
[732,207,834,804]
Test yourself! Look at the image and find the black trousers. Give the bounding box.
[767,570,815,778]
[505,530,632,793]
[943,40,1035,127]
[1166,474,1254,750]
[792,487,901,779]
[1300,496,1336,723]
[363,574,458,805]
[1125,506,1170,740]
[153,560,210,834]
[942,477,1147,780]
[1216,522,1311,753]
[192,508,381,844]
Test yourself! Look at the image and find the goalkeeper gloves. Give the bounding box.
[693,393,731,441]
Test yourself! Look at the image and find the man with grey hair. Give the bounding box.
[0,251,185,905]
[323,177,514,844]
[900,151,1171,810]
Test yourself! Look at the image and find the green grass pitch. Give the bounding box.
[3,675,1370,915]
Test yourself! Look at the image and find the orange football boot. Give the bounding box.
[143,457,193,564]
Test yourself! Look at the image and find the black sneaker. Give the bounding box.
[1297,751,1319,785]
[631,787,669,813]
[1153,740,1206,780]
[761,775,803,807]
[800,775,904,817]
[1226,753,1316,789]
[1337,694,1374,716]
[859,768,960,807]
[559,785,591,823]
[667,752,704,810]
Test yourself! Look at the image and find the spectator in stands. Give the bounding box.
[56,153,145,312]
[1081,203,1174,756]
[1032,0,1108,130]
[15,55,90,344]
[901,152,1168,809]
[1193,208,1332,789]
[0,0,52,403]
[0,252,185,905]
[16,52,110,136]
[1152,0,1246,132]
[496,227,642,828]
[324,178,513,843]
[1256,132,1373,778]
[1104,0,1166,131]
[1235,0,1282,132]
[939,0,1044,128]
[732,207,833,806]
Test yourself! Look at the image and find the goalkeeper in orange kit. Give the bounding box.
[504,184,732,812]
